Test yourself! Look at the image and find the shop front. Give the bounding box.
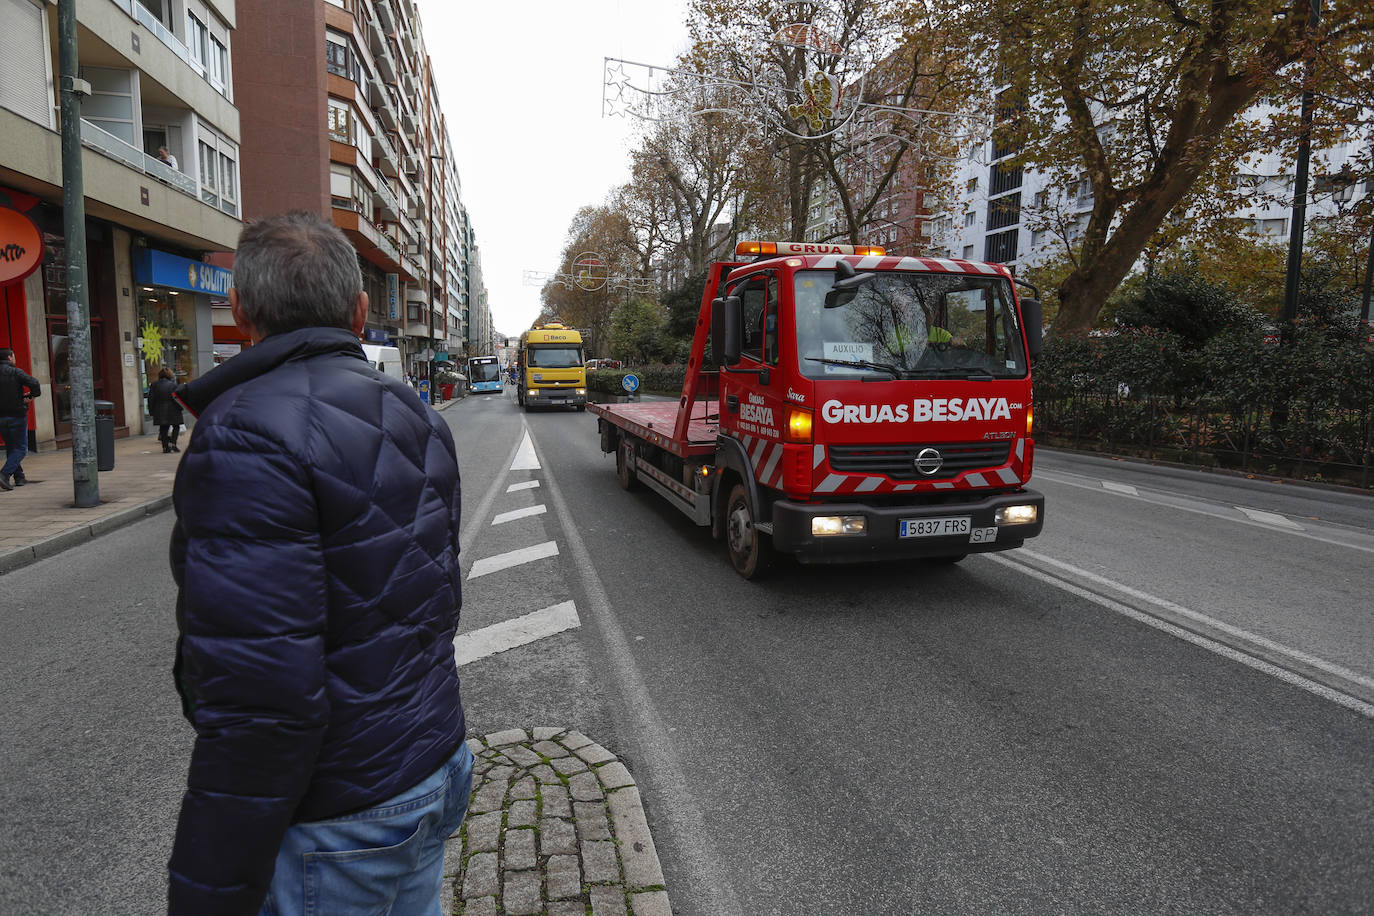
[132,247,227,403]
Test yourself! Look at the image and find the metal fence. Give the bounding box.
[1037,393,1374,489]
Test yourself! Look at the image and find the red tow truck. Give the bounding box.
[589,241,1046,578]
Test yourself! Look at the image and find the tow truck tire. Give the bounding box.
[616,440,638,491]
[725,483,772,579]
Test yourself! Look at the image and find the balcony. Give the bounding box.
[372,129,400,177]
[375,0,396,36]
[375,42,398,85]
[373,180,400,220]
[80,118,201,200]
[370,78,398,130]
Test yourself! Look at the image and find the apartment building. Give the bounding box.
[232,0,481,377]
[1,0,241,449]
[928,95,1372,274]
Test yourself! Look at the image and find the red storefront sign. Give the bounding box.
[0,206,42,286]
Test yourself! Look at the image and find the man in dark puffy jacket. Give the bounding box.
[167,211,469,916]
[0,347,41,491]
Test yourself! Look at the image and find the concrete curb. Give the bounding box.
[448,728,672,916]
[0,494,174,576]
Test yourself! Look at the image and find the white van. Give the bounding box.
[361,344,405,382]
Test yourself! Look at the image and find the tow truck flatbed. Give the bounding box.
[588,400,718,458]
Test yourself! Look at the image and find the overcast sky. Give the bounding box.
[417,0,693,340]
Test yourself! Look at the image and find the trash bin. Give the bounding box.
[94,400,115,471]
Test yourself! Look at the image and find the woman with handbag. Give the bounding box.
[147,367,183,453]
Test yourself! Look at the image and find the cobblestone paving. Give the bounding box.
[447,728,672,916]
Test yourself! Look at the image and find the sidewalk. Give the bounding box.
[0,431,182,574]
[0,398,461,575]
[2,405,676,915]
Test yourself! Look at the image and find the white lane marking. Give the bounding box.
[1034,469,1374,556]
[458,427,531,558]
[1102,481,1138,495]
[454,601,579,667]
[511,431,540,471]
[467,541,559,579]
[507,480,541,492]
[492,505,547,525]
[988,551,1374,718]
[1237,507,1304,530]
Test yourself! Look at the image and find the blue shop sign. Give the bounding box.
[364,328,390,343]
[134,248,233,296]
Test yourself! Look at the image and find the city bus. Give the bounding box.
[467,355,503,394]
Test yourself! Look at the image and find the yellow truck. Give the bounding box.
[516,322,587,411]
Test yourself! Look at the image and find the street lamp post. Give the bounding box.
[425,152,448,401]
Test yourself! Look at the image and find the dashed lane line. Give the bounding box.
[467,541,559,579]
[454,601,580,667]
[507,480,541,493]
[1237,506,1305,530]
[1101,481,1138,495]
[492,505,548,525]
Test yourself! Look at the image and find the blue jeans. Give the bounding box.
[259,741,474,916]
[1,415,28,477]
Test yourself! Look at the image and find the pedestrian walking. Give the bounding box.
[0,346,41,490]
[146,366,182,453]
[166,211,469,916]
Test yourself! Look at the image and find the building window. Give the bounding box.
[80,66,137,145]
[326,32,358,81]
[199,139,217,204]
[984,229,1019,264]
[967,177,978,192]
[218,151,238,214]
[963,211,976,228]
[328,98,353,143]
[209,36,228,91]
[187,13,208,67]
[962,244,975,259]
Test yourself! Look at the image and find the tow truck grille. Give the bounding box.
[828,442,1012,481]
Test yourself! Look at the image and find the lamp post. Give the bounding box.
[426,151,445,401]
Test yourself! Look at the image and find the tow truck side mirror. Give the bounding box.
[722,295,742,365]
[824,259,875,308]
[1022,298,1043,362]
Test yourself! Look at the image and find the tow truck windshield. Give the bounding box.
[794,269,1028,381]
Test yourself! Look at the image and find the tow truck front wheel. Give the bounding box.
[725,483,771,579]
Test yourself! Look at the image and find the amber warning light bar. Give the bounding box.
[736,241,887,258]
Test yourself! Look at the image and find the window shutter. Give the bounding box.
[0,0,51,128]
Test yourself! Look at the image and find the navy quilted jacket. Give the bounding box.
[166,327,465,916]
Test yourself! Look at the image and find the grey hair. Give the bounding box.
[232,211,363,338]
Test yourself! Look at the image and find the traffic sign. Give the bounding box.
[621,373,640,393]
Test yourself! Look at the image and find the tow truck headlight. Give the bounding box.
[812,515,867,536]
[995,505,1038,525]
[576,388,586,396]
[784,406,813,443]
[527,389,538,398]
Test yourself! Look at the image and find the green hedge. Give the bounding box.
[586,366,688,397]
[1034,323,1374,487]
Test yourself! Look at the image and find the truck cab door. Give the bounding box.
[721,271,785,471]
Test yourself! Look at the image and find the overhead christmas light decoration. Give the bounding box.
[602,0,988,155]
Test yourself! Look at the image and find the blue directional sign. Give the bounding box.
[418,379,430,404]
[621,373,640,393]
